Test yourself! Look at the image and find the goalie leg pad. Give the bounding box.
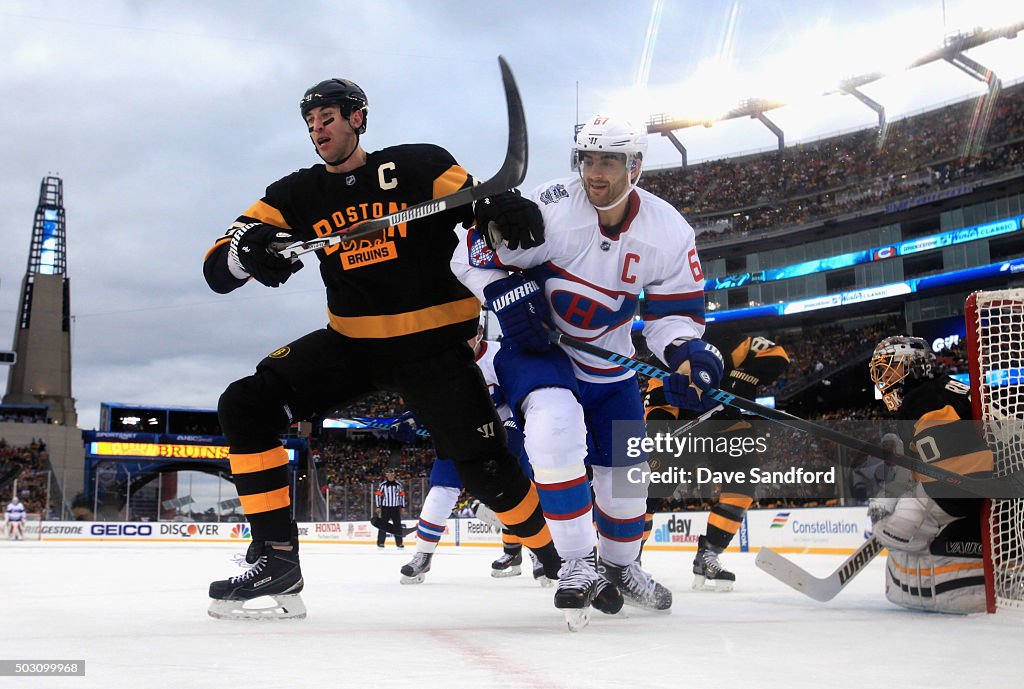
[885,551,986,614]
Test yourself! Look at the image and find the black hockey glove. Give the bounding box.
[228,222,303,288]
[475,189,545,251]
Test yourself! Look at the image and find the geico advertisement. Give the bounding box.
[38,521,235,540]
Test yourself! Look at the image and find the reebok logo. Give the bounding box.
[491,281,540,311]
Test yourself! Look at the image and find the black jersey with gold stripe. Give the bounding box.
[897,375,993,513]
[645,332,790,422]
[204,144,479,355]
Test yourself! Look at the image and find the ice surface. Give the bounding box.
[2,542,1021,689]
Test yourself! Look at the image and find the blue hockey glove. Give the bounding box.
[665,339,724,411]
[388,412,422,444]
[502,417,525,459]
[483,273,550,352]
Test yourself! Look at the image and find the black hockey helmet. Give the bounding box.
[300,78,368,134]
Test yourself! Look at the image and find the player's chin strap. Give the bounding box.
[320,131,361,167]
[587,159,643,211]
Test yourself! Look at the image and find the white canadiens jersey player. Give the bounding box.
[454,175,705,380]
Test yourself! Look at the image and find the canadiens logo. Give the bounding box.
[547,276,636,338]
[469,235,495,267]
[269,346,291,359]
[539,183,569,205]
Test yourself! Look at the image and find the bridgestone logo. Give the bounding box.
[491,281,540,311]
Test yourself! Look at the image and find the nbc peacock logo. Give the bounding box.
[230,524,251,539]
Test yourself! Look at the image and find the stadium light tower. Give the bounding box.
[646,21,1024,168]
[2,175,78,426]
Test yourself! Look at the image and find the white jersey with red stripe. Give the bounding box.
[5,500,25,522]
[453,175,705,384]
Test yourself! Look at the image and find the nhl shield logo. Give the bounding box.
[345,175,356,186]
[599,239,612,251]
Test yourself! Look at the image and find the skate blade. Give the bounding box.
[400,574,426,585]
[536,576,556,589]
[491,565,522,578]
[208,594,306,621]
[622,597,672,614]
[692,575,734,593]
[563,608,591,632]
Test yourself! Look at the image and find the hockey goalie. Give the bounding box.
[868,336,991,614]
[4,495,25,541]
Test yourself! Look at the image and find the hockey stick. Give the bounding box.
[755,536,884,601]
[669,404,723,438]
[278,56,528,259]
[352,417,431,438]
[547,330,1024,498]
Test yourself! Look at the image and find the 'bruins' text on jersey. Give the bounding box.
[204,144,479,355]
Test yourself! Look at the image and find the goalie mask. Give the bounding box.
[300,78,368,134]
[869,336,936,412]
[571,115,648,210]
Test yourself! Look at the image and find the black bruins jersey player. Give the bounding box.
[642,330,790,591]
[203,77,552,620]
[868,336,991,613]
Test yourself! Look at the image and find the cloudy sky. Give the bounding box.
[1,1,1022,430]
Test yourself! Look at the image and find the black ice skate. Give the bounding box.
[554,556,600,632]
[586,552,623,615]
[692,535,736,592]
[400,551,433,585]
[529,552,556,588]
[491,550,523,578]
[530,543,561,588]
[208,533,305,621]
[598,558,672,613]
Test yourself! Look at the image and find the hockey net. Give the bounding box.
[965,289,1024,612]
[1,512,43,541]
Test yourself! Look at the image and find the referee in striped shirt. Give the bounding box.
[376,468,407,549]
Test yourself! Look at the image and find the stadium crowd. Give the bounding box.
[642,82,1024,243]
[0,438,51,515]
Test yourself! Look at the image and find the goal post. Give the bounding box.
[965,288,1024,613]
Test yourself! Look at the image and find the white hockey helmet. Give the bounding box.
[869,336,936,412]
[571,115,648,209]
